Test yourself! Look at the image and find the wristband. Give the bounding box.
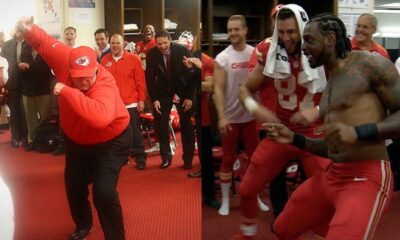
[292,133,306,149]
[355,123,378,140]
[244,97,259,114]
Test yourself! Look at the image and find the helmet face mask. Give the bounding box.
[175,31,194,50]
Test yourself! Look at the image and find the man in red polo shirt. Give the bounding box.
[101,34,147,170]
[351,13,389,59]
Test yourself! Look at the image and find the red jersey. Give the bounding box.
[135,37,156,69]
[257,40,322,137]
[201,53,213,126]
[24,25,130,145]
[351,38,390,59]
[248,38,277,113]
[101,51,147,105]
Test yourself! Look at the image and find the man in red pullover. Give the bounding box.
[17,17,132,240]
[102,34,147,170]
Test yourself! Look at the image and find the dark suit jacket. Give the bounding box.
[0,39,29,90]
[145,42,193,102]
[20,47,54,96]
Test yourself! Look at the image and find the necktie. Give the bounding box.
[166,54,172,79]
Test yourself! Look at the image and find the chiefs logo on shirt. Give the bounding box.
[75,56,90,66]
[105,61,112,67]
[231,62,249,69]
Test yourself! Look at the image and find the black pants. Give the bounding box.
[127,107,146,164]
[388,139,400,190]
[153,96,195,164]
[65,126,132,240]
[7,88,27,141]
[200,126,217,200]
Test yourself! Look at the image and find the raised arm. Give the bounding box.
[18,17,71,82]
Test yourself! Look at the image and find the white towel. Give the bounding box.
[263,4,326,94]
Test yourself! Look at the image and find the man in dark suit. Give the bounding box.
[1,30,28,148]
[94,28,110,62]
[146,29,195,169]
[19,46,54,150]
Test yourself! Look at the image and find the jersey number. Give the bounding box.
[274,75,314,110]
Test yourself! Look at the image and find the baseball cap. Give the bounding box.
[271,4,284,18]
[69,46,97,78]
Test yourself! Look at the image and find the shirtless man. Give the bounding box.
[267,13,400,240]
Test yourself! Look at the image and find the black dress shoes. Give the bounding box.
[160,159,171,169]
[70,228,92,240]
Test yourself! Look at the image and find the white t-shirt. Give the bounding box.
[215,44,254,123]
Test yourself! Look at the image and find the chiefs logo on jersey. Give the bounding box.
[106,61,112,67]
[75,56,90,66]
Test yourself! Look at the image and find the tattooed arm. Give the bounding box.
[368,53,400,139]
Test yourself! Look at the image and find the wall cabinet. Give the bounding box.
[105,0,200,45]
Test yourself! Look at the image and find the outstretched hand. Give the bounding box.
[262,123,294,144]
[16,16,34,33]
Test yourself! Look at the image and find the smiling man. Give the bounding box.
[135,24,156,69]
[17,17,132,240]
[94,28,110,62]
[101,34,147,170]
[268,13,400,240]
[236,5,329,239]
[145,29,195,170]
[351,13,389,59]
[213,15,259,216]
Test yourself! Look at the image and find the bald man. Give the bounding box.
[352,13,389,59]
[101,34,148,170]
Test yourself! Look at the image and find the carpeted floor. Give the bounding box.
[203,181,400,240]
[0,130,201,240]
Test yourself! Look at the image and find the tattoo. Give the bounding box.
[367,53,400,139]
[305,137,329,158]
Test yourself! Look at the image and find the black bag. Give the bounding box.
[32,119,60,153]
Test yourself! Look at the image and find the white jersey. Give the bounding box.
[215,44,254,123]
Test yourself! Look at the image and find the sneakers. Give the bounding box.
[144,142,176,155]
[145,142,160,153]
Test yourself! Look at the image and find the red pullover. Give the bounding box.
[24,25,130,145]
[351,37,390,59]
[101,51,146,105]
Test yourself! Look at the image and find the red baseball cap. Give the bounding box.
[271,4,284,18]
[69,46,97,78]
